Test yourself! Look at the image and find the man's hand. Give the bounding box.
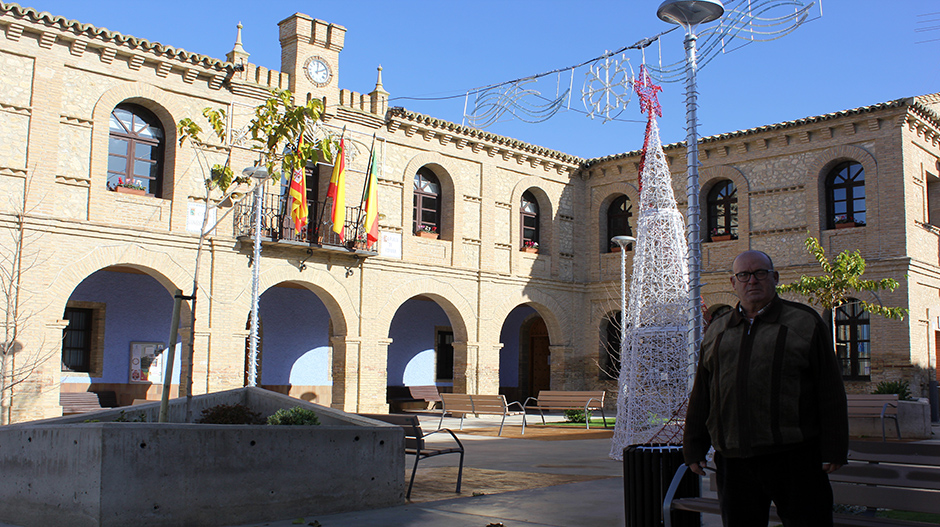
[688,461,707,476]
[822,463,842,474]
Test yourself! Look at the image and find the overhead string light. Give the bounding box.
[450,0,817,129]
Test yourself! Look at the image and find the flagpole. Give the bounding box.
[353,134,377,246]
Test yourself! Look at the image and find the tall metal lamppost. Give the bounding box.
[243,165,270,387]
[611,235,637,374]
[656,0,724,378]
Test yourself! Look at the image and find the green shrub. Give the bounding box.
[872,380,912,401]
[267,406,320,426]
[564,409,591,423]
[113,410,147,422]
[196,403,265,424]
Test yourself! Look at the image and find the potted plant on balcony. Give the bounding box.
[521,240,539,253]
[834,215,864,229]
[111,177,147,196]
[710,228,732,242]
[416,225,438,239]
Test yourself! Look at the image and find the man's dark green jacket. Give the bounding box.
[684,295,849,465]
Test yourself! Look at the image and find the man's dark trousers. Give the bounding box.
[714,441,834,527]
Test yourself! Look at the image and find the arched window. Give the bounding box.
[521,190,539,249]
[108,104,164,197]
[413,167,441,236]
[601,312,622,380]
[826,161,866,228]
[607,195,633,252]
[834,299,870,379]
[707,180,737,241]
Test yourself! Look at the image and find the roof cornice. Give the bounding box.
[386,107,583,172]
[0,2,233,71]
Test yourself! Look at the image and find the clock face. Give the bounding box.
[305,57,332,87]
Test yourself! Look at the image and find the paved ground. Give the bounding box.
[233,413,718,527]
[236,417,940,527]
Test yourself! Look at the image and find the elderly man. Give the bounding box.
[684,250,848,527]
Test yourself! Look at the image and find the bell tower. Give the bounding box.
[278,13,345,104]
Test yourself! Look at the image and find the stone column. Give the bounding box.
[330,335,358,411]
[549,345,573,390]
[453,341,500,394]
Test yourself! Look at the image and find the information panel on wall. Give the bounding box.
[129,341,166,384]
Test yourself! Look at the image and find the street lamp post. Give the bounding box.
[611,235,637,371]
[243,166,270,387]
[657,0,724,380]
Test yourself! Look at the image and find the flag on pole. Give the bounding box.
[363,147,379,249]
[288,135,308,235]
[328,137,346,240]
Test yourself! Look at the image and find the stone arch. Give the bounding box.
[373,277,475,344]
[401,152,458,241]
[48,245,192,314]
[511,177,554,254]
[91,84,182,200]
[245,262,356,340]
[700,165,750,241]
[807,145,878,234]
[486,288,569,348]
[597,184,640,253]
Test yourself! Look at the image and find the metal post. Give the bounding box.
[612,235,636,381]
[158,289,182,423]
[249,181,263,387]
[657,0,724,388]
[243,166,270,387]
[683,31,704,384]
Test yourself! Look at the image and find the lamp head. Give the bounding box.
[242,166,269,181]
[657,0,724,29]
[611,235,636,247]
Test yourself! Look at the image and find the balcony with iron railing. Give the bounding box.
[233,192,375,255]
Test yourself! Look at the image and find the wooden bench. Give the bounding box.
[59,391,118,415]
[439,393,526,436]
[523,390,608,429]
[358,413,464,500]
[386,385,442,412]
[663,441,940,527]
[847,394,900,441]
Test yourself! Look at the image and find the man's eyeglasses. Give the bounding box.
[734,269,773,281]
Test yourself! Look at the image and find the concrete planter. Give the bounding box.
[0,387,404,527]
[848,398,931,439]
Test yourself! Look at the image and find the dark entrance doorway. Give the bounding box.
[528,317,550,399]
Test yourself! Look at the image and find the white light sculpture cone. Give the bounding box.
[610,116,691,460]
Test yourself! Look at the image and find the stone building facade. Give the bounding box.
[0,4,937,424]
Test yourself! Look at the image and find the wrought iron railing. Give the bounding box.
[233,192,365,249]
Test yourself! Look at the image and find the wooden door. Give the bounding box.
[528,317,551,397]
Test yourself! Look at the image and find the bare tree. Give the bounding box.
[0,173,57,425]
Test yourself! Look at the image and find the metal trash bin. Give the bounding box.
[623,443,699,527]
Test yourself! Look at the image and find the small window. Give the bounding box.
[413,167,441,236]
[607,195,633,252]
[62,307,93,372]
[707,180,737,241]
[436,329,454,382]
[834,299,870,380]
[826,161,866,228]
[521,191,539,248]
[108,104,164,197]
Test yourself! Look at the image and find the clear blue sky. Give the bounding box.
[20,0,940,160]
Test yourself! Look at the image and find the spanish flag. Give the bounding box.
[288,135,308,234]
[363,148,379,249]
[328,138,346,240]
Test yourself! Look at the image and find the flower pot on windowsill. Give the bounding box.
[114,186,146,196]
[711,234,733,242]
[610,246,622,253]
[521,247,539,254]
[416,231,439,239]
[835,222,862,229]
